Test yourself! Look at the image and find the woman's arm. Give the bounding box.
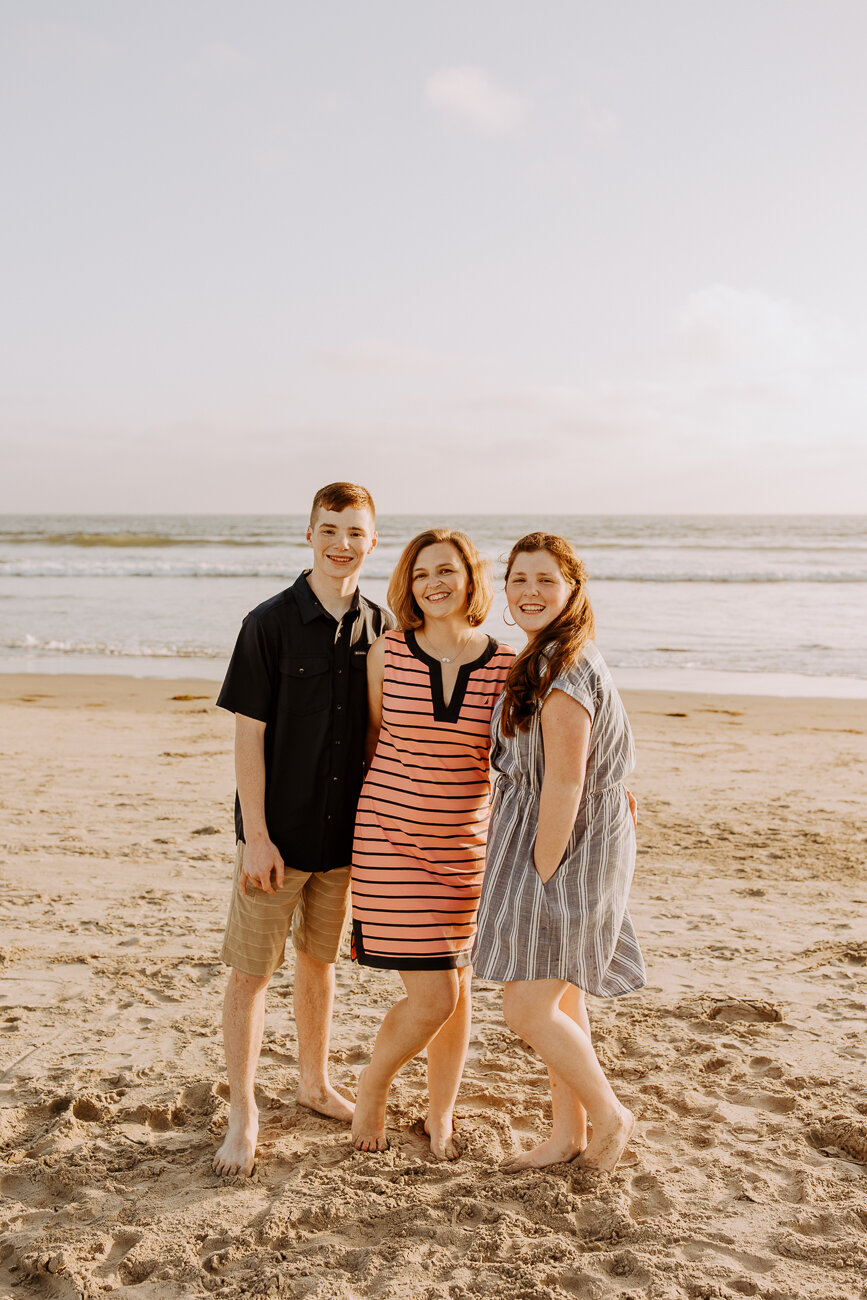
[363,635,386,771]
[534,689,592,882]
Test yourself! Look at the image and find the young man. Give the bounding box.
[213,482,393,1177]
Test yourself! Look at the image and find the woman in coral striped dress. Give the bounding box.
[350,528,514,1158]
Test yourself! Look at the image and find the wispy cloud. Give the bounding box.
[672,284,835,371]
[425,66,528,137]
[443,286,867,459]
[666,285,867,440]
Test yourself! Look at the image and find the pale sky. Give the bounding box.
[2,0,866,513]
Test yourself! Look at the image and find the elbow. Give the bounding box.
[545,774,585,801]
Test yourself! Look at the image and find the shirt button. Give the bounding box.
[337,705,343,711]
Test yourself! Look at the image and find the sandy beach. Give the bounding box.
[0,673,865,1300]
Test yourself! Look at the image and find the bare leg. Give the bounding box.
[294,948,354,1122]
[503,984,591,1171]
[213,968,269,1176]
[502,978,633,1173]
[425,965,472,1159]
[558,983,591,1151]
[352,969,460,1152]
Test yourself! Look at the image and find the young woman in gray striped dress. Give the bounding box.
[472,533,645,1172]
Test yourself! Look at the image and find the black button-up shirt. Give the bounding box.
[217,571,394,871]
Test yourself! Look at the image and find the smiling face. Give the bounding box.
[306,506,377,583]
[411,542,471,623]
[505,549,574,635]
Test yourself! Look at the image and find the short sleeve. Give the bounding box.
[216,612,276,722]
[547,658,598,723]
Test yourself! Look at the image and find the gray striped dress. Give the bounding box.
[472,643,645,997]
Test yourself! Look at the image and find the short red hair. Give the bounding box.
[309,482,376,525]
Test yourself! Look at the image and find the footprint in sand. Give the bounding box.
[71,1095,109,1122]
[808,1117,867,1163]
[678,1237,777,1275]
[202,1242,239,1273]
[176,1080,220,1114]
[798,939,867,970]
[700,1054,735,1075]
[776,1227,866,1268]
[706,998,783,1024]
[747,1055,784,1079]
[733,1090,797,1116]
[603,1249,654,1285]
[89,1230,145,1285]
[629,1171,674,1218]
[117,1250,161,1286]
[121,1101,184,1131]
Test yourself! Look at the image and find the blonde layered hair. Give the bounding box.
[388,529,493,630]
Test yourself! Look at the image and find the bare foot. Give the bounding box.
[213,1105,258,1177]
[296,1079,354,1123]
[574,1106,635,1172]
[424,1113,458,1161]
[350,1066,388,1152]
[500,1133,583,1172]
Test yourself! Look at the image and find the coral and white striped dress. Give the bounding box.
[351,630,514,970]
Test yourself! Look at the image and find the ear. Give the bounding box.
[369,531,378,553]
[306,525,313,545]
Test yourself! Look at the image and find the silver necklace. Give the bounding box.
[421,631,473,663]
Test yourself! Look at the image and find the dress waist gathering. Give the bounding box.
[494,774,628,800]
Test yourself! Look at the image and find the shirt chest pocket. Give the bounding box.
[351,648,368,678]
[280,655,331,716]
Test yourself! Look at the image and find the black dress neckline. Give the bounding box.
[405,630,498,723]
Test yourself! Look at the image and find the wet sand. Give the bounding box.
[0,674,865,1300]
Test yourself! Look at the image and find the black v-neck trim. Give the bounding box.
[405,630,498,723]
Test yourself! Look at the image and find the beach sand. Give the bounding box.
[0,674,865,1300]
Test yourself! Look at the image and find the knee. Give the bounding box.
[227,967,270,1000]
[294,947,333,979]
[412,980,460,1030]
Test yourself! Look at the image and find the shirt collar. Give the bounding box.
[293,570,361,624]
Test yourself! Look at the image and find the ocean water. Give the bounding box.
[1,514,865,696]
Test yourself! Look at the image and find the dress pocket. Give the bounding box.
[540,865,564,891]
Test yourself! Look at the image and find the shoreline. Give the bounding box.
[2,663,866,701]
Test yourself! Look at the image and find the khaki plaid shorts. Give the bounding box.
[220,842,350,977]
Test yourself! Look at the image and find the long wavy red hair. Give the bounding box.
[499,533,595,736]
